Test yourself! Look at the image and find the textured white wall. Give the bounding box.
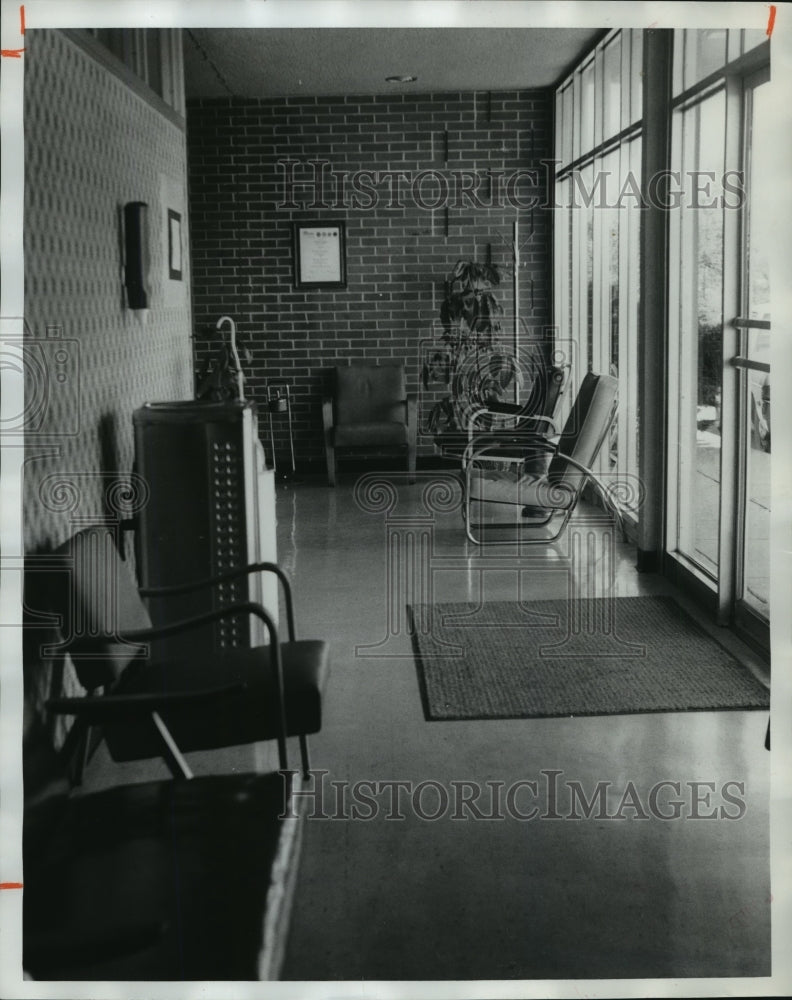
[23,29,193,553]
[22,29,194,732]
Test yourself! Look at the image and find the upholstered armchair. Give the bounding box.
[322,364,417,485]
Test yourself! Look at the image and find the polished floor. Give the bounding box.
[275,471,771,981]
[78,469,771,982]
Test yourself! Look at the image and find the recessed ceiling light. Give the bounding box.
[385,75,417,83]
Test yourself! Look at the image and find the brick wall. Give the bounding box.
[187,89,553,470]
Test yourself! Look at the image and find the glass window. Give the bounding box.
[692,30,729,85]
[740,80,772,618]
[629,30,643,125]
[674,28,764,97]
[742,29,767,57]
[673,30,685,97]
[554,29,643,502]
[622,136,642,484]
[602,35,622,141]
[560,83,574,166]
[579,59,595,158]
[553,175,573,366]
[675,30,729,93]
[89,29,178,109]
[669,89,727,577]
[145,31,164,99]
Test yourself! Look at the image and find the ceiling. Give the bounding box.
[183,28,603,99]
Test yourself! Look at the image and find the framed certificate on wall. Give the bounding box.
[293,221,347,288]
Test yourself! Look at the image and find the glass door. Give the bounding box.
[666,70,770,652]
[733,72,771,647]
[667,85,727,581]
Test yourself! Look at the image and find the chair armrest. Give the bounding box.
[513,414,560,435]
[139,562,296,641]
[467,406,509,439]
[466,409,559,449]
[115,600,272,641]
[482,401,523,416]
[95,601,288,769]
[464,435,558,467]
[47,682,247,721]
[467,404,523,434]
[62,602,284,667]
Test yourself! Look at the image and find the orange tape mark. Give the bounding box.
[0,882,23,890]
[767,4,777,36]
[1,5,25,56]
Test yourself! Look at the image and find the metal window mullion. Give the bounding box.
[619,145,631,484]
[172,29,186,117]
[555,121,643,181]
[134,28,148,83]
[675,104,700,561]
[593,42,603,151]
[591,158,608,477]
[716,74,744,623]
[627,136,642,482]
[664,118,679,556]
[731,76,767,621]
[571,176,586,382]
[553,181,570,355]
[620,29,630,134]
[555,85,564,169]
[160,29,174,109]
[665,102,694,560]
[672,38,770,109]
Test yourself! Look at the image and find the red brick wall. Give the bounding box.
[187,89,553,469]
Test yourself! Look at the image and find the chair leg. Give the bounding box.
[322,399,337,485]
[406,395,417,483]
[325,443,336,487]
[298,734,311,778]
[407,443,416,484]
[61,714,93,787]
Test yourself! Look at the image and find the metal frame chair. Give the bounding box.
[436,364,567,464]
[463,372,620,545]
[38,526,328,780]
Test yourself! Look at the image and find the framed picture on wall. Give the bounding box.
[168,208,182,281]
[293,221,346,288]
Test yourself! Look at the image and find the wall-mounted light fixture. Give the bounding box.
[123,201,149,310]
[385,75,417,83]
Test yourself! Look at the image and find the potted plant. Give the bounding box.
[424,259,522,436]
